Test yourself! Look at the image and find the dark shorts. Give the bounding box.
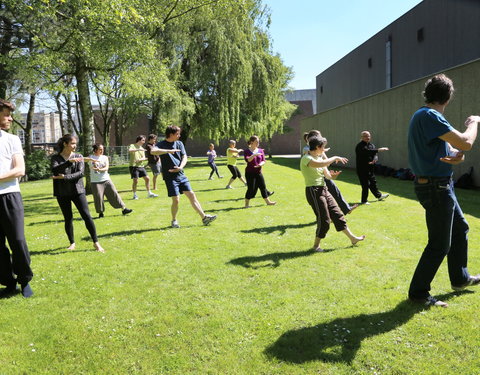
[129,166,147,179]
[148,163,162,176]
[164,175,192,197]
[228,164,242,179]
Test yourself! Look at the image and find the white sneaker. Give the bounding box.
[171,220,180,228]
[202,214,217,226]
[148,192,158,198]
[133,194,139,200]
[225,185,232,189]
[378,193,389,201]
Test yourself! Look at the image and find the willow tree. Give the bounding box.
[150,0,295,142]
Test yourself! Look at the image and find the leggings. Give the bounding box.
[245,171,268,199]
[56,194,98,244]
[208,162,220,178]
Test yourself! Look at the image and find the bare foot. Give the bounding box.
[94,242,105,253]
[351,235,366,245]
[347,204,359,214]
[266,201,277,206]
[67,243,76,250]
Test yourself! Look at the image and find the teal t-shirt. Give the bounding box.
[300,153,325,187]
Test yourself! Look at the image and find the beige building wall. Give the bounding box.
[302,59,480,186]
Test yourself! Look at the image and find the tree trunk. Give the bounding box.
[24,92,35,156]
[75,58,94,193]
[0,14,13,99]
[55,92,67,135]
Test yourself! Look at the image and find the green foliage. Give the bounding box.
[25,149,51,180]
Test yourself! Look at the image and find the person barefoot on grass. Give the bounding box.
[243,135,276,208]
[303,130,358,215]
[225,140,247,189]
[300,136,365,252]
[51,134,104,253]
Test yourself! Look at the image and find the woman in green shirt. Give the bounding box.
[300,136,365,252]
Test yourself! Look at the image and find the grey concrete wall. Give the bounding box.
[316,0,480,113]
[303,59,480,185]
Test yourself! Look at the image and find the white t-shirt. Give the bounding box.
[0,130,23,194]
[88,154,110,183]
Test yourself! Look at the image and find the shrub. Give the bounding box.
[25,149,51,181]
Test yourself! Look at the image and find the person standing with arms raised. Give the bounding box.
[408,74,480,307]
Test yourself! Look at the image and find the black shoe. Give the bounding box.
[98,212,104,218]
[20,283,33,298]
[452,274,480,291]
[267,191,275,197]
[122,208,133,215]
[409,295,448,307]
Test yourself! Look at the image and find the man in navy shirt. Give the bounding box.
[408,74,480,307]
[151,125,217,228]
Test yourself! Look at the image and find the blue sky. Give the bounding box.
[263,0,423,90]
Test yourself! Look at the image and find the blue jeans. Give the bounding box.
[408,177,470,299]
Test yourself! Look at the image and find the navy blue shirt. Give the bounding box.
[408,106,454,177]
[156,140,186,180]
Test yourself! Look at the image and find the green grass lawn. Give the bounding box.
[2,157,480,374]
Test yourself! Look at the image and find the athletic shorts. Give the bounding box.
[164,175,192,197]
[148,163,162,176]
[129,166,147,179]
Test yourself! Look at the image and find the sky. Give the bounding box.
[262,0,423,90]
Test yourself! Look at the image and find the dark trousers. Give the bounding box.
[409,177,470,299]
[56,194,98,244]
[208,162,220,178]
[245,172,268,199]
[305,186,347,238]
[357,167,381,203]
[325,178,351,215]
[227,165,242,179]
[0,192,33,286]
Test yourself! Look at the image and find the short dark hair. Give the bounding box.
[423,74,454,105]
[165,125,181,138]
[136,135,145,143]
[148,134,157,141]
[0,99,15,112]
[309,136,327,151]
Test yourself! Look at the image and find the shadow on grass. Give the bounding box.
[83,227,160,240]
[240,222,315,236]
[210,197,245,203]
[30,246,97,256]
[264,291,471,364]
[227,248,318,269]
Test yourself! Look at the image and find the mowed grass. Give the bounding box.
[2,156,480,374]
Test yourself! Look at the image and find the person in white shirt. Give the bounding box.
[84,143,133,218]
[0,99,33,298]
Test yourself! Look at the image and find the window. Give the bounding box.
[417,28,424,42]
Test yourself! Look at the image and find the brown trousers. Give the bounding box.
[91,180,125,213]
[305,185,347,238]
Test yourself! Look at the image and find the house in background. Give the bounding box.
[303,0,480,185]
[17,111,62,148]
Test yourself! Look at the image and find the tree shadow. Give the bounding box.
[240,222,315,236]
[264,292,471,364]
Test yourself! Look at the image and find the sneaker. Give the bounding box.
[378,193,389,201]
[219,176,224,179]
[171,220,180,228]
[208,177,214,180]
[362,201,370,205]
[122,208,133,215]
[133,194,139,200]
[267,191,275,197]
[202,214,217,226]
[225,185,233,189]
[410,295,448,307]
[21,283,34,298]
[98,212,104,218]
[148,192,158,198]
[452,274,480,291]
[0,282,19,298]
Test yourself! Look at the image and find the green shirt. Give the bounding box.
[226,148,238,166]
[129,144,146,167]
[300,153,325,187]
